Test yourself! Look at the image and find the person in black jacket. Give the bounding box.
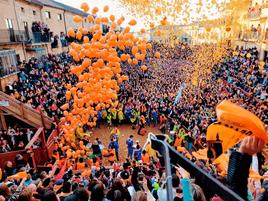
[227,136,266,200]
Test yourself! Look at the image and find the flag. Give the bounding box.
[174,82,186,105]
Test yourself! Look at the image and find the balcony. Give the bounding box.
[237,30,262,42]
[0,29,27,44]
[28,32,51,44]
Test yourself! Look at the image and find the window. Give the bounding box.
[33,10,36,15]
[5,18,13,29]
[21,7,25,13]
[57,14,62,20]
[23,21,28,27]
[45,11,51,19]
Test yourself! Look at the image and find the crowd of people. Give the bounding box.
[31,22,51,43]
[0,132,267,201]
[5,53,75,120]
[1,41,267,200]
[0,128,35,153]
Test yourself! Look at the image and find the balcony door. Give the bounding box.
[5,18,15,42]
[23,21,30,40]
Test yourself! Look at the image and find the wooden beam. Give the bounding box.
[0,111,7,130]
[25,127,43,149]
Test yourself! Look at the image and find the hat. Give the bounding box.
[120,171,130,180]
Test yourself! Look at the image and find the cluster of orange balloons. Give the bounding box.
[61,3,161,137]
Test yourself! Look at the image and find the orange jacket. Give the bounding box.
[174,137,182,148]
[142,153,150,165]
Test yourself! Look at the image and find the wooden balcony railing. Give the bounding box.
[0,91,53,129]
[0,127,49,169]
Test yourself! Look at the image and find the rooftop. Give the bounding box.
[25,0,89,16]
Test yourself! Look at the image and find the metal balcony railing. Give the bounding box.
[0,29,28,43]
[237,31,262,42]
[29,32,51,44]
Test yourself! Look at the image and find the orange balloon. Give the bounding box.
[124,27,130,33]
[76,31,83,40]
[66,84,72,90]
[110,15,115,22]
[95,17,101,25]
[146,43,152,49]
[92,7,99,14]
[160,17,168,26]
[63,111,69,117]
[120,16,125,22]
[132,58,138,65]
[67,28,76,38]
[60,103,69,110]
[121,75,129,81]
[225,27,231,32]
[111,22,117,30]
[82,28,88,35]
[140,28,146,33]
[80,2,89,12]
[132,46,138,55]
[101,17,109,24]
[103,5,109,12]
[82,58,91,68]
[73,15,83,23]
[120,54,128,61]
[69,49,77,57]
[154,52,161,59]
[127,58,132,64]
[128,19,137,26]
[87,15,94,23]
[156,30,161,36]
[83,36,89,43]
[117,19,123,26]
[141,65,147,71]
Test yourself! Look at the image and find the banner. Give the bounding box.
[206,122,245,154]
[216,100,267,142]
[206,100,267,161]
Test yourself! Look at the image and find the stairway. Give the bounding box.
[0,91,53,129]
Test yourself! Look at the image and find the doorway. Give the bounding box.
[23,21,30,40]
[5,18,15,42]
